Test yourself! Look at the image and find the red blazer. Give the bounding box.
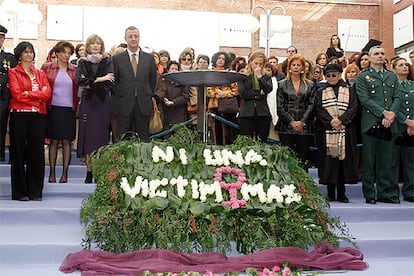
[41,61,79,111]
[8,63,52,114]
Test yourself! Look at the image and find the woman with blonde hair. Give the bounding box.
[76,34,114,183]
[315,52,328,69]
[277,54,316,169]
[237,51,273,142]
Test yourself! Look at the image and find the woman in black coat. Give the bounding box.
[277,54,316,168]
[160,61,189,130]
[315,63,359,203]
[237,51,273,142]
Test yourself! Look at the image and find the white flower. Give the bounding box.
[191,179,199,199]
[170,177,178,185]
[285,196,293,205]
[155,190,167,198]
[292,193,302,203]
[281,184,295,197]
[165,146,174,162]
[259,159,268,166]
[179,148,188,165]
[213,181,223,203]
[160,178,169,186]
[240,185,250,200]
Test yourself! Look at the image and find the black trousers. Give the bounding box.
[239,115,271,143]
[279,133,311,169]
[9,112,46,200]
[118,101,150,142]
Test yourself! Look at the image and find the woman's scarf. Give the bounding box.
[321,85,349,160]
[252,73,260,90]
[85,54,103,64]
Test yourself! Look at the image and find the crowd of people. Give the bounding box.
[1,23,413,204]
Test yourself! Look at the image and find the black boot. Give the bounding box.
[327,183,336,201]
[336,182,349,203]
[85,171,93,184]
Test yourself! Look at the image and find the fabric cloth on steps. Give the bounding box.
[59,242,368,275]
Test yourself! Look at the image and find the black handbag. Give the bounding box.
[395,132,414,147]
[217,97,239,113]
[366,121,392,141]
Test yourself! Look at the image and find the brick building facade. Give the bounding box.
[2,0,413,65]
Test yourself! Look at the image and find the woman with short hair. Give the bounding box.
[41,41,78,183]
[8,41,52,200]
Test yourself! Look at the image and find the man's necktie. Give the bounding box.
[131,53,137,77]
[379,71,383,79]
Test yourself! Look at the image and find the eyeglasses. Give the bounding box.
[313,71,321,74]
[182,58,191,61]
[326,73,338,78]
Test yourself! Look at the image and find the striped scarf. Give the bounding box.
[321,86,349,160]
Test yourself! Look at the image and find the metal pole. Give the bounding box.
[251,5,287,57]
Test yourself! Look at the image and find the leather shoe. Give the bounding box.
[377,197,400,204]
[19,196,29,201]
[365,197,376,204]
[32,197,42,201]
[404,196,414,202]
[337,196,349,203]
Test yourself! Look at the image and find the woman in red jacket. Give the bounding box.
[8,41,52,201]
[41,41,78,184]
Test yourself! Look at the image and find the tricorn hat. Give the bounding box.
[0,25,8,36]
[361,39,382,53]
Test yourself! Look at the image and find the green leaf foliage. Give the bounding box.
[80,127,354,254]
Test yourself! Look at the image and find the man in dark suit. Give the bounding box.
[112,26,157,142]
[356,45,401,204]
[0,25,18,161]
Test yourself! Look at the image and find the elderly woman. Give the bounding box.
[315,63,359,202]
[8,41,52,201]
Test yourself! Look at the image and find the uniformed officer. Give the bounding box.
[392,57,414,202]
[356,45,401,204]
[0,24,18,161]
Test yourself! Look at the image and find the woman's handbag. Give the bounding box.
[149,111,163,134]
[217,97,239,113]
[187,101,197,114]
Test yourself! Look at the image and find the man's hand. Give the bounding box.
[382,110,396,124]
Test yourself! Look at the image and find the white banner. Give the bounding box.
[393,5,413,48]
[338,19,369,52]
[219,13,255,47]
[46,5,84,41]
[0,3,40,40]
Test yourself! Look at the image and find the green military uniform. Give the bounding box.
[356,67,401,200]
[0,24,18,161]
[395,79,414,201]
